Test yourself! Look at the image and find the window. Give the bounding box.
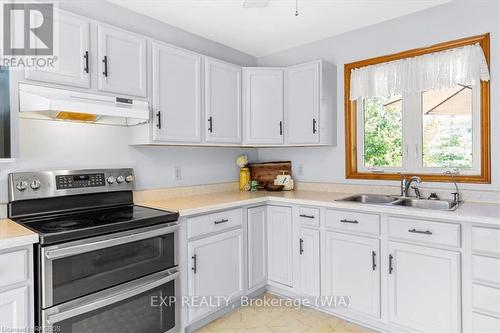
[346,34,490,183]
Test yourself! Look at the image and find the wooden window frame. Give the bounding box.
[344,33,491,184]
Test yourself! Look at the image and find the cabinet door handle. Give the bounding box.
[208,116,213,133]
[279,121,283,135]
[299,238,304,255]
[156,111,161,129]
[372,251,377,271]
[388,254,394,274]
[191,254,197,274]
[83,51,89,73]
[340,219,359,224]
[313,118,317,134]
[408,228,432,235]
[214,218,229,225]
[102,56,108,77]
[299,214,315,219]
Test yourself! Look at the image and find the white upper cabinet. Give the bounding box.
[243,68,284,145]
[285,60,336,145]
[324,232,380,318]
[205,58,242,144]
[267,205,293,287]
[97,24,147,97]
[152,42,202,143]
[387,242,460,333]
[285,61,320,144]
[25,9,90,88]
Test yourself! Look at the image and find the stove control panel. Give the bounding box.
[8,168,135,201]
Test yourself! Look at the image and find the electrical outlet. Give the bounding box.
[297,164,304,176]
[174,166,182,181]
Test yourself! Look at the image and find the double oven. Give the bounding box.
[8,169,180,333]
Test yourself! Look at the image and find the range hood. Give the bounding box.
[18,84,149,126]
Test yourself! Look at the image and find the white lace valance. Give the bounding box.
[350,43,490,101]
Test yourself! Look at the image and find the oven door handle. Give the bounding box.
[44,223,179,260]
[44,269,179,325]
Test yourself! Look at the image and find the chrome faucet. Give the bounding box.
[399,173,422,198]
[445,170,461,205]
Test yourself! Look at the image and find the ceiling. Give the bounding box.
[109,0,450,57]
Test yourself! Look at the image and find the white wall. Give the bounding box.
[257,0,500,193]
[0,0,258,203]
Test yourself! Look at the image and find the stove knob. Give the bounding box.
[107,176,116,184]
[116,176,125,184]
[30,179,41,190]
[16,181,28,191]
[125,175,134,183]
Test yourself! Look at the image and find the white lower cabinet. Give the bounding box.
[323,232,380,318]
[248,206,267,289]
[267,206,293,287]
[298,227,320,296]
[387,241,461,333]
[0,286,29,330]
[187,228,244,322]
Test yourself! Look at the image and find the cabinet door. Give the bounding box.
[152,42,202,143]
[248,206,267,289]
[0,286,29,330]
[324,232,380,318]
[187,229,244,321]
[298,228,320,296]
[285,62,320,144]
[267,206,293,286]
[205,58,242,143]
[388,242,460,333]
[243,69,284,144]
[25,10,90,88]
[97,25,147,97]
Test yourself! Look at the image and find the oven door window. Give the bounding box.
[49,233,175,306]
[53,279,175,333]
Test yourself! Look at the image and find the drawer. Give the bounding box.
[473,284,500,316]
[0,248,29,288]
[298,207,320,227]
[473,312,500,333]
[325,210,379,235]
[473,255,500,287]
[472,227,500,256]
[388,217,460,248]
[188,208,243,239]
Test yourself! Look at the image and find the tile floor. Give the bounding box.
[195,293,375,333]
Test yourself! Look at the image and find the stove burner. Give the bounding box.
[41,219,93,232]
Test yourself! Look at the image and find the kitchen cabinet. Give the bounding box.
[298,227,320,296]
[0,286,29,330]
[387,241,460,333]
[97,24,147,97]
[285,60,336,145]
[243,68,284,145]
[25,9,90,88]
[324,232,380,318]
[267,205,293,287]
[247,206,267,289]
[152,42,202,143]
[205,58,242,143]
[187,228,244,322]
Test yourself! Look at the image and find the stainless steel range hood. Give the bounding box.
[18,84,149,126]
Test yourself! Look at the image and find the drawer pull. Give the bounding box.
[340,219,359,224]
[300,214,315,219]
[214,218,229,225]
[372,251,377,271]
[299,238,304,255]
[389,254,394,274]
[408,228,432,235]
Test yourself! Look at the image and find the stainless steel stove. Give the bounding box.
[8,169,180,333]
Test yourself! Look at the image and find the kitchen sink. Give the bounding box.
[337,194,460,211]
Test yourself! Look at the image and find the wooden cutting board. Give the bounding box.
[248,161,292,185]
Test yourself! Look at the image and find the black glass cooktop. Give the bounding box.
[15,205,179,245]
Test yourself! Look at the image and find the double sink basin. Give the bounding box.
[338,194,460,211]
